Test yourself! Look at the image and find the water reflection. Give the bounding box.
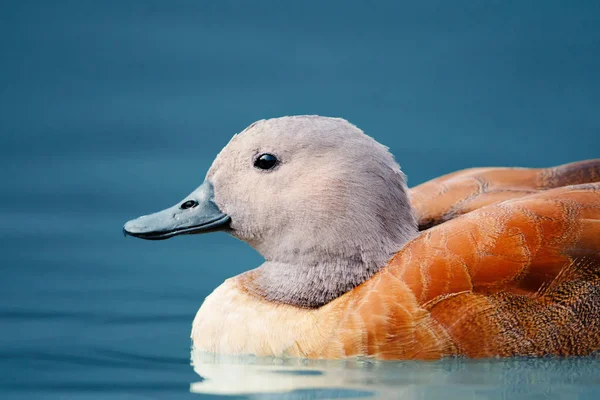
[190,349,600,399]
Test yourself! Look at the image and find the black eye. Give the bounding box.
[180,200,198,210]
[254,153,278,170]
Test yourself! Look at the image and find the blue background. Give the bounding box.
[1,1,599,398]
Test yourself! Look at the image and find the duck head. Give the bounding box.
[124,116,418,307]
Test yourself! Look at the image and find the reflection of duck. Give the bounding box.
[189,350,381,397]
[189,350,600,398]
[124,116,600,359]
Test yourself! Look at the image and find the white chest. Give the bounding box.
[191,279,336,357]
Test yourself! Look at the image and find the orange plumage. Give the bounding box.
[301,160,600,359]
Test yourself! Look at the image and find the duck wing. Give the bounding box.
[410,159,600,230]
[393,182,600,301]
[424,257,600,357]
[376,183,600,357]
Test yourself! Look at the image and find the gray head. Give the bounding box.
[124,116,418,307]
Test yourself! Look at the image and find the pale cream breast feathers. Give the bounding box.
[192,279,332,357]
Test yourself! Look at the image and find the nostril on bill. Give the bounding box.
[181,200,198,210]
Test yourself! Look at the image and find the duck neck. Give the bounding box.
[239,168,419,308]
[241,235,416,309]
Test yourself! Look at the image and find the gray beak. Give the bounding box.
[123,181,230,240]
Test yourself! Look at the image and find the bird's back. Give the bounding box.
[410,159,600,230]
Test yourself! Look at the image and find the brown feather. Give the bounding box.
[411,159,600,230]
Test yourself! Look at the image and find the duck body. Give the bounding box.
[193,162,600,359]
[124,116,600,360]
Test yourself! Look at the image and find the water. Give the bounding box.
[1,1,599,398]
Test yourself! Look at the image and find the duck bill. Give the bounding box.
[123,181,230,240]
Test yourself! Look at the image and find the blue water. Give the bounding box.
[1,1,599,399]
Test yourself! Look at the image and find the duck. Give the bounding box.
[123,116,600,360]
